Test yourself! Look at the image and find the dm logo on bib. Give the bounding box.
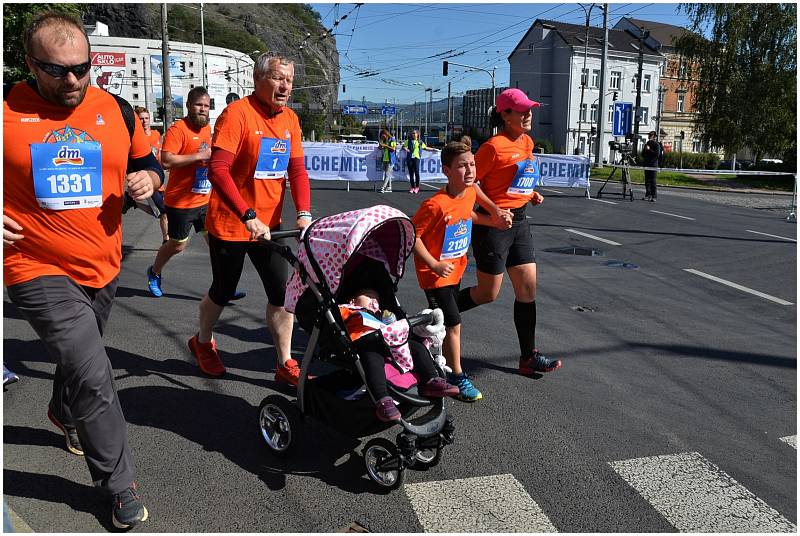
[271,140,288,153]
[52,146,85,166]
[523,162,537,174]
[453,221,469,237]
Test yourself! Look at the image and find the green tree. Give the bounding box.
[676,4,796,160]
[3,4,85,83]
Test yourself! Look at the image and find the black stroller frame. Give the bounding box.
[257,218,455,490]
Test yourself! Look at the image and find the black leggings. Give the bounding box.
[408,158,421,188]
[357,338,436,400]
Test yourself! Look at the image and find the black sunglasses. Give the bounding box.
[28,56,91,79]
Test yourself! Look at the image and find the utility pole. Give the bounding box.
[161,3,173,127]
[575,3,597,155]
[446,81,451,142]
[633,26,648,156]
[200,3,207,87]
[594,3,609,167]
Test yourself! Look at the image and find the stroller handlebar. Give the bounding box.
[407,312,434,328]
[262,229,302,242]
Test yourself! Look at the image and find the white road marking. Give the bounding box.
[684,269,794,305]
[406,473,558,533]
[746,229,797,242]
[779,435,797,449]
[610,451,796,533]
[650,210,696,221]
[565,228,621,245]
[590,198,618,205]
[540,188,562,194]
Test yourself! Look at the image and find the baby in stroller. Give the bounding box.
[339,287,459,422]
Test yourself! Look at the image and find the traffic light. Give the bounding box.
[155,106,165,122]
[590,126,597,137]
[442,61,449,76]
[225,68,231,81]
[612,91,618,102]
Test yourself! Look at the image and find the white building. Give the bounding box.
[87,22,256,128]
[509,19,665,162]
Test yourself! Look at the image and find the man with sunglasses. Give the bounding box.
[3,11,160,530]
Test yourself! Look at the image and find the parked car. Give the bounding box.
[759,158,783,164]
[719,160,743,170]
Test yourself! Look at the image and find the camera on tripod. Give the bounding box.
[608,140,634,154]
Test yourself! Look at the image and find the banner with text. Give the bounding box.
[301,143,589,189]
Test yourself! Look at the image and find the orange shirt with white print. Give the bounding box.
[146,130,165,192]
[3,83,152,288]
[412,185,477,289]
[474,132,536,209]
[162,118,212,209]
[207,95,304,240]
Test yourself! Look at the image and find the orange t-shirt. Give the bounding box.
[162,118,212,209]
[474,132,537,209]
[412,185,477,289]
[4,83,151,288]
[146,130,162,161]
[207,96,304,240]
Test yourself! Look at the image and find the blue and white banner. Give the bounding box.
[301,143,589,189]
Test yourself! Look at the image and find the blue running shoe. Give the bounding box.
[3,365,19,386]
[146,266,162,297]
[448,372,482,402]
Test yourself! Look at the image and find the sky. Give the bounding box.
[307,2,695,104]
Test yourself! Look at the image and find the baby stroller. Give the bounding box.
[256,205,455,490]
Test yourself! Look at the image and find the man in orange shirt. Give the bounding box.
[146,87,223,298]
[188,55,312,385]
[135,105,168,242]
[2,11,159,529]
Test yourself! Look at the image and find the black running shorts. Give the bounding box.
[423,284,461,327]
[471,206,536,275]
[166,204,207,242]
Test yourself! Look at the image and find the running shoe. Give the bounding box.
[188,335,225,376]
[146,266,162,297]
[448,372,482,402]
[275,358,301,386]
[111,482,149,529]
[419,377,459,397]
[519,350,562,375]
[3,365,19,386]
[375,396,401,422]
[47,406,84,456]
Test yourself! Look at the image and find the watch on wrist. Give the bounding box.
[240,208,257,223]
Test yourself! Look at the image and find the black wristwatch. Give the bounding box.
[240,208,257,223]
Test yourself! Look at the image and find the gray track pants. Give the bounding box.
[7,275,136,495]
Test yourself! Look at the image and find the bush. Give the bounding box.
[660,151,720,169]
[535,138,555,154]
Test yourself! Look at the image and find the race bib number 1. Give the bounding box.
[440,219,472,260]
[507,157,540,196]
[30,142,103,210]
[254,137,290,180]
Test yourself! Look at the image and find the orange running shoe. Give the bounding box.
[188,335,225,377]
[275,358,301,386]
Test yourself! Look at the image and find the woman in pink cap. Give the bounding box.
[456,88,562,381]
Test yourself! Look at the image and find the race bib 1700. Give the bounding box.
[30,142,103,210]
[254,137,290,180]
[507,157,540,196]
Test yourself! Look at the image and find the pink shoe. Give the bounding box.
[375,396,401,422]
[419,377,459,397]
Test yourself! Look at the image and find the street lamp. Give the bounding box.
[424,87,440,141]
[575,3,599,155]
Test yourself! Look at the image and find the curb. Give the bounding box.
[4,500,34,533]
[595,179,794,196]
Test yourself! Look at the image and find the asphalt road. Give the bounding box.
[3,180,796,532]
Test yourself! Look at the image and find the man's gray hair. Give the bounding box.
[253,54,294,82]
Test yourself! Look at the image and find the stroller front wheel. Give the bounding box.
[258,395,302,456]
[363,438,405,491]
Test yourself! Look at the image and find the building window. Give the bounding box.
[692,138,701,152]
[674,137,683,153]
[643,74,651,93]
[180,61,186,72]
[591,69,600,88]
[578,136,586,154]
[132,93,139,100]
[679,62,687,79]
[131,69,137,76]
[132,81,138,88]
[677,94,685,112]
[131,57,137,64]
[638,106,649,124]
[590,103,598,123]
[579,103,587,122]
[580,68,589,87]
[610,71,621,90]
[659,62,664,76]
[607,104,613,123]
[189,61,194,67]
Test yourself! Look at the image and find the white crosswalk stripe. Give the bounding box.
[406,473,558,533]
[779,435,797,449]
[609,451,796,533]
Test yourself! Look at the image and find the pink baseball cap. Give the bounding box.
[496,88,541,112]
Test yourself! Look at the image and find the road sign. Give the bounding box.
[343,105,368,115]
[613,102,633,136]
[381,105,397,116]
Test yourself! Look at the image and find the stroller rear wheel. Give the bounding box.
[414,446,443,468]
[363,438,405,491]
[258,395,302,456]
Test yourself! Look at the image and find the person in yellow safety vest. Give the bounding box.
[405,129,440,194]
[378,129,397,193]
